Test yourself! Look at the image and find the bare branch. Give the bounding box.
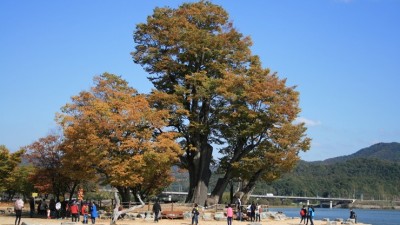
[111,191,145,224]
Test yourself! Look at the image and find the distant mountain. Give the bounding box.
[321,142,400,165]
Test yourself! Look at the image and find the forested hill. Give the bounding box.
[319,142,400,165]
[261,142,400,200]
[169,143,400,200]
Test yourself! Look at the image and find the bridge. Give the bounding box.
[162,191,356,208]
[251,194,356,207]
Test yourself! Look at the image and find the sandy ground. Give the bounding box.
[0,202,368,225]
[0,214,368,225]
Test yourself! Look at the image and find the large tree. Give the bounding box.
[58,73,181,203]
[132,1,309,204]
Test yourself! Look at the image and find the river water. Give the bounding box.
[270,207,400,225]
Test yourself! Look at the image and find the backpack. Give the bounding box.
[192,207,199,215]
[300,208,306,216]
[15,199,23,210]
[308,207,314,217]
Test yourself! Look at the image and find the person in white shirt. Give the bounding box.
[14,196,24,225]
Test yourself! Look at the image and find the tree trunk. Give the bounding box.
[116,186,131,205]
[68,182,78,200]
[209,141,255,204]
[239,170,263,205]
[229,181,234,204]
[210,170,233,204]
[186,139,212,206]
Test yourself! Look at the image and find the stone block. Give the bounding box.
[202,212,213,221]
[214,212,226,221]
[183,211,192,219]
[61,222,77,225]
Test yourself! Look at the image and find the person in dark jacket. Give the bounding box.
[299,205,307,224]
[191,203,200,225]
[152,200,162,222]
[350,209,357,223]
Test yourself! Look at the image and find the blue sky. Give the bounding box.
[1,0,399,161]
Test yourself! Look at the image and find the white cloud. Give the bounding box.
[294,117,321,127]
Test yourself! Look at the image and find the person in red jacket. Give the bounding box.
[81,203,89,224]
[70,201,79,222]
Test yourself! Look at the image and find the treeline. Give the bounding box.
[166,143,400,202]
[256,158,400,200]
[171,158,400,202]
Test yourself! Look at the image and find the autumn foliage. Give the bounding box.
[8,1,311,204]
[132,1,310,203]
[58,73,182,199]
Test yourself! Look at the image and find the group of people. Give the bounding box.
[300,205,357,225]
[299,205,315,225]
[14,196,99,225]
[67,200,98,224]
[235,199,265,222]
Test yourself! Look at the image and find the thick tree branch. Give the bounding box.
[111,190,145,224]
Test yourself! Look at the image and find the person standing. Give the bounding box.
[39,199,47,217]
[29,197,35,218]
[191,203,199,225]
[55,201,61,219]
[49,198,56,219]
[90,202,98,224]
[255,204,261,222]
[300,205,307,224]
[226,204,233,225]
[307,205,314,225]
[246,204,251,220]
[14,196,24,225]
[236,197,242,221]
[70,201,79,222]
[250,202,256,222]
[61,200,67,219]
[81,203,89,224]
[152,200,161,222]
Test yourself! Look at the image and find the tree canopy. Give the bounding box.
[4,1,310,204]
[132,1,309,204]
[24,134,78,199]
[58,73,182,201]
[0,145,24,193]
